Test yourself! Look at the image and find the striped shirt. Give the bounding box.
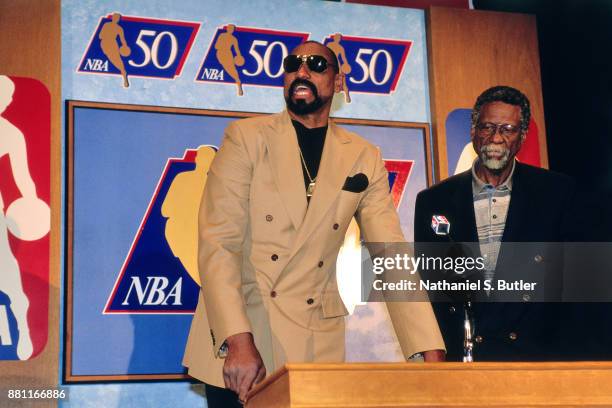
[472,160,516,283]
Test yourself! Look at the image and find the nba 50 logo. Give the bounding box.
[323,34,412,98]
[77,13,200,88]
[196,25,309,95]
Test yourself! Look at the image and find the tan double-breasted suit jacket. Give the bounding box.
[183,111,444,386]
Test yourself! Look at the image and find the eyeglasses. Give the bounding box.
[475,122,521,138]
[283,54,336,74]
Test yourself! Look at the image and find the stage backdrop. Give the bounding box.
[62,0,430,405]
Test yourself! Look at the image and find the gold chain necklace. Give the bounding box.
[298,147,316,197]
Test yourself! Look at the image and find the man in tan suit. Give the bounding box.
[183,41,445,407]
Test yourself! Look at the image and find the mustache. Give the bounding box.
[481,144,508,154]
[479,144,510,171]
[288,79,318,98]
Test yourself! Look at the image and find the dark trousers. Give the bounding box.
[205,383,243,408]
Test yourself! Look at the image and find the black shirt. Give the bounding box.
[291,120,327,198]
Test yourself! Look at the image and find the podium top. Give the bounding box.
[247,362,612,407]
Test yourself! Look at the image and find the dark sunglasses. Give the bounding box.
[283,54,336,73]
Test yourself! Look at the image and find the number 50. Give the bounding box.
[349,48,393,86]
[241,40,288,78]
[128,30,178,70]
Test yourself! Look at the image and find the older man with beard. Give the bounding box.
[183,41,445,407]
[414,86,576,361]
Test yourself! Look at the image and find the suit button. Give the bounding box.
[534,254,543,263]
[306,298,314,305]
[270,291,277,298]
[475,335,484,343]
[333,223,339,230]
[509,332,518,341]
[266,214,273,222]
[271,254,278,261]
[318,261,324,268]
[449,306,456,313]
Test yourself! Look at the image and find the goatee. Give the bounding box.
[479,144,510,171]
[285,79,324,115]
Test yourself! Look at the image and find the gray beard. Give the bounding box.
[479,144,510,171]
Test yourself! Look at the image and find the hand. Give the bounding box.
[423,349,446,362]
[223,332,266,403]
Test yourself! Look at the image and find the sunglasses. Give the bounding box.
[283,54,336,73]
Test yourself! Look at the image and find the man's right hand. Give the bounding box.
[223,332,266,403]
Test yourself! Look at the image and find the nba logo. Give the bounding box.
[104,147,216,314]
[0,76,50,360]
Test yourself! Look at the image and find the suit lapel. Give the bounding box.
[451,172,479,243]
[289,121,360,258]
[265,111,308,231]
[501,162,527,242]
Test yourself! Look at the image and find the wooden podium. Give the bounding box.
[246,362,612,407]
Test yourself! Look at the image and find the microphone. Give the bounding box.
[427,215,476,361]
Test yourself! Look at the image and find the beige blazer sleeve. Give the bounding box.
[355,147,405,242]
[355,147,446,358]
[198,122,252,354]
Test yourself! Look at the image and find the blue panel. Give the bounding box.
[445,108,472,176]
[71,107,232,375]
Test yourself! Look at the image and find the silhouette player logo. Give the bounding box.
[105,146,216,314]
[214,24,245,96]
[327,33,352,103]
[99,13,132,88]
[161,146,216,286]
[0,76,50,360]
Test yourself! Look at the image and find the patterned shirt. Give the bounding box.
[471,160,516,283]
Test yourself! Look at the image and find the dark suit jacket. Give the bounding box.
[414,162,576,361]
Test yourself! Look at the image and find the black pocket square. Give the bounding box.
[342,173,369,193]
